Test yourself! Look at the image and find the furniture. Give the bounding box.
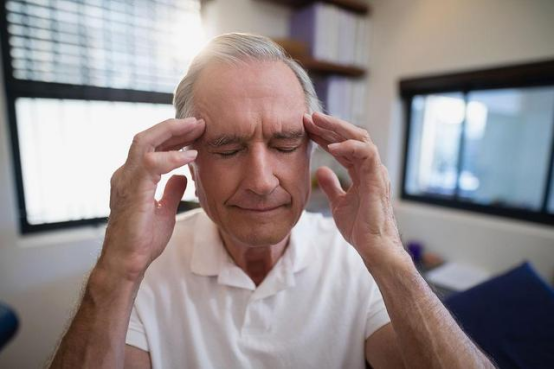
[444,262,554,368]
[0,302,19,352]
[257,0,370,77]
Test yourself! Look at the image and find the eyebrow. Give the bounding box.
[205,129,305,148]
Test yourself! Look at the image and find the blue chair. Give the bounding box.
[444,262,554,368]
[0,302,19,352]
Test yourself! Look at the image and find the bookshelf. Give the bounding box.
[256,0,371,15]
[272,39,366,76]
[261,0,370,77]
[295,57,365,77]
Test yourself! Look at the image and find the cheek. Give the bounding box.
[194,155,240,201]
[276,150,311,193]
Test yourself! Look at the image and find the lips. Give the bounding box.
[234,205,284,212]
[227,190,292,213]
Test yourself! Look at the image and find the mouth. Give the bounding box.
[232,205,285,213]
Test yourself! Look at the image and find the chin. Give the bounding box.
[224,212,299,247]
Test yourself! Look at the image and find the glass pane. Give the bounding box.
[460,87,554,211]
[16,98,197,225]
[5,0,204,92]
[405,93,465,197]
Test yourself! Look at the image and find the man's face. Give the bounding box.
[190,59,311,247]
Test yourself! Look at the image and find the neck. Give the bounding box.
[219,231,289,286]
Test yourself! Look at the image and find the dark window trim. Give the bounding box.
[0,2,198,234]
[399,59,554,226]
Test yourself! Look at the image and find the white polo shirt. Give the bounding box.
[126,209,390,368]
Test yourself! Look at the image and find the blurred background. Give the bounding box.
[0,0,553,367]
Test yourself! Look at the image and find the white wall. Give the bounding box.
[366,0,554,281]
[202,0,291,40]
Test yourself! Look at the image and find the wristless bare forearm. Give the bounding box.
[49,261,142,368]
[368,253,494,368]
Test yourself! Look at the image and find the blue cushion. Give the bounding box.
[0,303,19,352]
[444,262,554,369]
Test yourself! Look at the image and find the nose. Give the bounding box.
[243,144,279,196]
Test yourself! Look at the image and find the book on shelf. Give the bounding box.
[314,76,367,127]
[290,2,369,68]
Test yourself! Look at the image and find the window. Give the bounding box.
[400,60,554,225]
[1,0,204,233]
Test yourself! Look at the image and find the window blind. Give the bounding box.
[5,0,203,92]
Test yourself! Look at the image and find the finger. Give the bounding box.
[143,149,198,176]
[157,135,197,152]
[159,175,188,215]
[307,128,331,152]
[156,121,206,152]
[304,114,343,143]
[312,112,370,142]
[309,132,353,168]
[158,141,192,153]
[131,118,205,156]
[316,166,345,205]
[304,115,355,168]
[328,139,381,163]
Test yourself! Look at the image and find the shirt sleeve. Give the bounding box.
[365,281,391,339]
[125,304,150,352]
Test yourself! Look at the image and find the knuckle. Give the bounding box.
[367,144,379,159]
[369,141,378,152]
[142,152,157,170]
[360,130,371,142]
[109,174,117,189]
[132,132,145,147]
[109,169,130,208]
[110,167,123,188]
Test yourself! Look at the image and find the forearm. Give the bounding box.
[368,253,494,368]
[50,261,142,368]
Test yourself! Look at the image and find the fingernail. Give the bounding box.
[181,150,198,160]
[328,143,340,150]
[197,119,205,125]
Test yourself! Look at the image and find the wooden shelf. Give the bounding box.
[272,38,366,77]
[295,56,366,77]
[256,0,371,15]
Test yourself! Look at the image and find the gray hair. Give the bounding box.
[173,33,322,119]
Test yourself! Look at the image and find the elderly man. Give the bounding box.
[50,33,493,368]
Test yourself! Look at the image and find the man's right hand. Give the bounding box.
[98,117,205,281]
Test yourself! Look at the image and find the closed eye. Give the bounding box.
[213,146,299,158]
[215,149,242,158]
[276,146,299,153]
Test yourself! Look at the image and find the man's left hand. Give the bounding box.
[304,112,407,268]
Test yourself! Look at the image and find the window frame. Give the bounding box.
[0,1,197,234]
[399,59,554,226]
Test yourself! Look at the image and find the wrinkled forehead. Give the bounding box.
[193,59,307,141]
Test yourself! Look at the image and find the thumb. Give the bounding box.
[160,175,188,215]
[316,167,345,206]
